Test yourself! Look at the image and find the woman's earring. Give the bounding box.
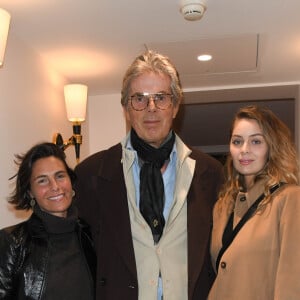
[30,198,36,208]
[72,189,75,197]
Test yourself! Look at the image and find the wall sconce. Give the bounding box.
[0,8,11,67]
[53,84,88,164]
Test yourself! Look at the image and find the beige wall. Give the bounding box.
[0,33,88,228]
[87,93,126,154]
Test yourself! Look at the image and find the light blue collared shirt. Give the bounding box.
[126,137,177,300]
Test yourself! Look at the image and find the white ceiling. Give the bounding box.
[2,0,300,97]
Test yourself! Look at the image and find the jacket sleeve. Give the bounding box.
[0,226,26,299]
[0,230,16,298]
[275,185,300,299]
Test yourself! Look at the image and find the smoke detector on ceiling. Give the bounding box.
[180,0,207,21]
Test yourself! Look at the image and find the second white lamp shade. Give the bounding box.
[64,84,88,122]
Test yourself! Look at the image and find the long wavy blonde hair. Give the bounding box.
[217,105,299,213]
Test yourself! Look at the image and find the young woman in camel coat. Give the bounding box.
[208,105,300,300]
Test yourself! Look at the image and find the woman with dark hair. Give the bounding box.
[208,105,300,299]
[0,142,96,299]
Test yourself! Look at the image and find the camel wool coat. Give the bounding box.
[208,180,300,300]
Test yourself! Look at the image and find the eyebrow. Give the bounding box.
[32,170,67,181]
[232,133,264,138]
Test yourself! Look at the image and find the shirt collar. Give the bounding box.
[124,131,177,164]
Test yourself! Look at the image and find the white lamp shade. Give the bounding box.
[64,84,88,122]
[0,8,11,66]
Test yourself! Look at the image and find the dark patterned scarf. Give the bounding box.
[131,128,175,243]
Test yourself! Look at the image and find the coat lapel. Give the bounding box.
[97,144,137,279]
[187,157,215,298]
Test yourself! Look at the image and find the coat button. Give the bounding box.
[220,261,227,269]
[99,278,106,286]
[240,196,246,202]
[128,285,136,289]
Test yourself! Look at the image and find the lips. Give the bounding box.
[48,194,65,201]
[239,159,253,165]
[144,120,160,129]
[144,119,159,124]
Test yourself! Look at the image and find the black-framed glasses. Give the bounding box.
[130,92,173,111]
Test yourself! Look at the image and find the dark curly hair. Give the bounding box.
[8,142,76,210]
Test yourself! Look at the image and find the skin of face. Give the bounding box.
[124,72,179,148]
[230,118,269,189]
[29,156,73,218]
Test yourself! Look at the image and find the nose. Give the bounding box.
[49,178,59,191]
[147,97,156,111]
[241,141,250,154]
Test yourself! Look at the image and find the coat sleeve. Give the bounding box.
[0,229,20,299]
[275,185,300,299]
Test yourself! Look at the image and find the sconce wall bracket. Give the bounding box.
[53,122,82,163]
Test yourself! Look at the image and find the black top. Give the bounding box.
[0,204,96,300]
[33,206,94,300]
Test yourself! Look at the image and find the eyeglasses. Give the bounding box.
[130,92,173,111]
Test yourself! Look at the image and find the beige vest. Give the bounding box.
[122,135,195,300]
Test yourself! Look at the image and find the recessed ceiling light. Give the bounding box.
[197,54,212,61]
